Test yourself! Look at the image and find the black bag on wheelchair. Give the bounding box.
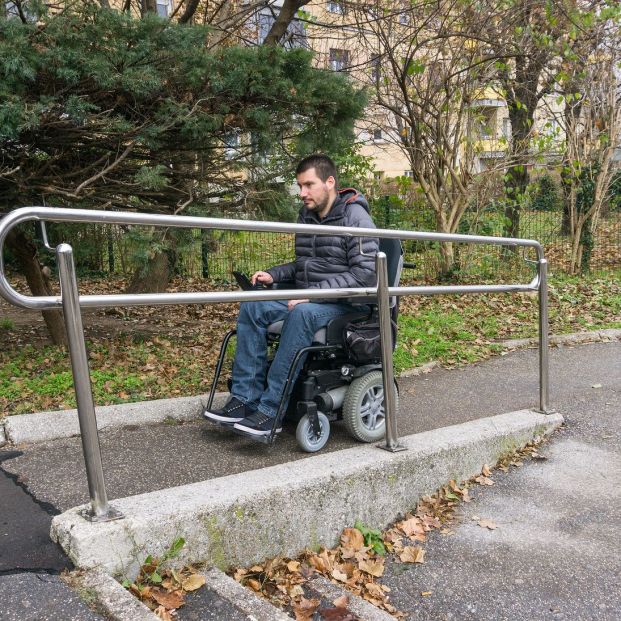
[343,315,397,363]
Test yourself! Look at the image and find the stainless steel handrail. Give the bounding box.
[0,206,550,521]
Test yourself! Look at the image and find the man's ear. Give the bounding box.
[326,175,336,191]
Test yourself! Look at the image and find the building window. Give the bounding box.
[477,108,497,139]
[329,48,349,72]
[398,12,409,24]
[156,0,173,17]
[372,128,384,141]
[327,1,345,15]
[502,118,511,139]
[257,13,274,44]
[5,1,33,20]
[223,132,241,160]
[404,170,414,178]
[370,56,381,84]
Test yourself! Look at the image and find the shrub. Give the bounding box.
[531,174,561,212]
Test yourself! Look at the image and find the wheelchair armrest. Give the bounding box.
[271,280,297,290]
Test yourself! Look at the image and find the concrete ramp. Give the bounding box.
[51,409,562,579]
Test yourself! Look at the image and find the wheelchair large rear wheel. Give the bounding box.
[342,370,397,442]
[296,412,330,453]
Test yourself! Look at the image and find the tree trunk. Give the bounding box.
[125,250,170,294]
[5,229,66,345]
[263,0,311,46]
[179,0,200,24]
[107,229,115,273]
[503,103,532,240]
[438,241,455,277]
[141,0,157,16]
[201,229,210,279]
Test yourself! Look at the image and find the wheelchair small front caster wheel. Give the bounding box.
[296,412,330,453]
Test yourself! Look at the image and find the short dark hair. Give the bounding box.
[295,154,338,184]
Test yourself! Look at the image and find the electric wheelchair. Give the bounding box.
[206,238,403,452]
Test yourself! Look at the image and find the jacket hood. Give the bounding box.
[300,187,369,222]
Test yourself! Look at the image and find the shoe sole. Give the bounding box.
[203,411,245,423]
[233,423,283,436]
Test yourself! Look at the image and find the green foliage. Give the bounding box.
[531,175,561,212]
[0,5,365,215]
[332,144,375,192]
[122,537,186,590]
[0,318,14,330]
[354,520,385,555]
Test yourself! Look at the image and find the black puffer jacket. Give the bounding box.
[267,189,379,290]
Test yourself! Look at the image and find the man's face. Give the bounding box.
[296,167,336,217]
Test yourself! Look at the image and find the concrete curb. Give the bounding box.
[79,569,159,621]
[2,392,228,446]
[50,409,563,580]
[201,567,292,621]
[79,567,291,621]
[308,575,395,620]
[500,328,621,350]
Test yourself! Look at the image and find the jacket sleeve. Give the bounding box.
[313,204,379,290]
[266,260,296,284]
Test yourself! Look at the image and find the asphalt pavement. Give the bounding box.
[0,339,619,620]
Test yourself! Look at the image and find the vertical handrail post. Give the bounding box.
[537,257,551,414]
[376,252,406,452]
[56,244,123,522]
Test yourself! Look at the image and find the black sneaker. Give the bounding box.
[233,412,282,436]
[203,397,253,424]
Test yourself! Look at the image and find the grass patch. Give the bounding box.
[1,270,619,415]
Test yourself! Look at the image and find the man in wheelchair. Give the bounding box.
[203,154,379,440]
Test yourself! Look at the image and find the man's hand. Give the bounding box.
[288,298,309,310]
[251,271,274,286]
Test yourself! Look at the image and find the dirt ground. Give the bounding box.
[0,274,241,349]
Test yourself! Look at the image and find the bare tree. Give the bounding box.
[350,0,500,274]
[560,49,620,272]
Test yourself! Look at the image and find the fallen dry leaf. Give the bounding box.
[398,546,425,564]
[154,605,174,621]
[421,591,433,597]
[358,559,385,577]
[287,560,301,572]
[246,578,262,591]
[397,516,426,540]
[340,528,365,551]
[151,588,184,610]
[181,574,205,592]
[475,475,495,486]
[292,596,320,621]
[478,519,498,530]
[321,607,359,620]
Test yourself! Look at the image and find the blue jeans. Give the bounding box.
[231,300,358,418]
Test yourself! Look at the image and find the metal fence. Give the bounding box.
[29,203,618,282]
